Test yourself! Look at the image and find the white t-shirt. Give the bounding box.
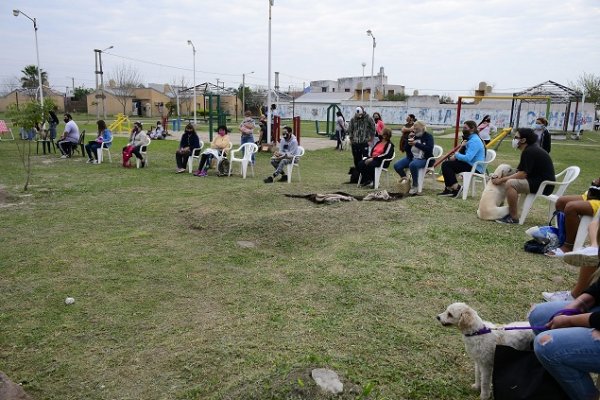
[64,120,80,143]
[478,123,496,141]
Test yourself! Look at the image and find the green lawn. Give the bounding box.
[1,132,599,399]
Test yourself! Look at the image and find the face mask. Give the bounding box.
[511,138,521,149]
[218,130,226,136]
[374,116,380,121]
[64,118,69,123]
[532,123,542,130]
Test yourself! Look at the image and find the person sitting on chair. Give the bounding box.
[438,120,485,198]
[492,128,555,224]
[175,123,201,173]
[57,113,80,158]
[122,121,149,168]
[393,121,434,195]
[356,127,394,188]
[149,121,165,140]
[85,120,112,164]
[264,126,300,183]
[193,125,231,177]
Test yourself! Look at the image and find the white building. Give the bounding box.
[308,67,404,101]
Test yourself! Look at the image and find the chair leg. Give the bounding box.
[573,216,593,251]
[461,174,472,200]
[374,168,382,190]
[417,168,425,192]
[518,194,535,225]
[287,164,292,183]
[241,161,248,179]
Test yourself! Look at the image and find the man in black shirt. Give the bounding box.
[492,128,555,224]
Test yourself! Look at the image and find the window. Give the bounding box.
[388,90,395,96]
[322,87,327,92]
[345,89,350,92]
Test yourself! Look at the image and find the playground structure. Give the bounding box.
[109,113,131,134]
[314,104,342,139]
[0,120,15,141]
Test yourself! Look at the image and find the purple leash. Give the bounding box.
[464,308,580,337]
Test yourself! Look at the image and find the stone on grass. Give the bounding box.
[0,371,33,400]
[236,241,256,248]
[311,368,343,394]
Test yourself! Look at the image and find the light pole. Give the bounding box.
[13,9,43,109]
[367,29,376,113]
[242,71,254,113]
[361,62,366,102]
[187,40,197,125]
[267,0,274,144]
[99,45,112,119]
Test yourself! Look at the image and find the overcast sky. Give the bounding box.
[2,0,599,97]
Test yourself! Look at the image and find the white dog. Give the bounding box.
[341,135,350,151]
[437,302,533,400]
[477,164,516,220]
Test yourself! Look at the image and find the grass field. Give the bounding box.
[1,131,600,399]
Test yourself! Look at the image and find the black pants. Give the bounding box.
[57,139,76,156]
[175,150,191,169]
[441,159,472,187]
[85,141,101,160]
[335,130,345,149]
[357,157,383,184]
[351,142,369,168]
[122,145,144,160]
[198,154,214,171]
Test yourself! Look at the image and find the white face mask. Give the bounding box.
[511,138,521,149]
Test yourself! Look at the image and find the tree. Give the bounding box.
[439,94,454,104]
[6,98,56,191]
[73,86,92,101]
[383,92,409,101]
[236,85,262,113]
[108,64,143,115]
[569,72,600,107]
[166,76,193,117]
[20,65,48,96]
[0,76,20,96]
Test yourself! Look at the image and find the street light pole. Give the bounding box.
[187,40,197,125]
[367,30,376,113]
[361,62,366,102]
[267,0,274,144]
[99,45,112,119]
[13,9,44,109]
[242,71,254,113]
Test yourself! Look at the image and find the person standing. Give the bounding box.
[335,111,346,151]
[399,114,417,153]
[48,108,59,140]
[492,128,555,224]
[85,120,112,164]
[175,124,201,173]
[533,117,551,153]
[347,106,376,169]
[477,115,496,145]
[57,113,80,158]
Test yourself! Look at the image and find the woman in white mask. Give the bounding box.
[532,117,551,153]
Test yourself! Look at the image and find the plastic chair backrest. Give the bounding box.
[485,149,496,163]
[433,145,443,158]
[554,166,580,196]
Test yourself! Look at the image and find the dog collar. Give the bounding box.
[464,327,492,337]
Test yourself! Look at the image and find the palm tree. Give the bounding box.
[20,64,48,90]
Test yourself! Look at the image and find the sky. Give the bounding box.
[1,0,599,98]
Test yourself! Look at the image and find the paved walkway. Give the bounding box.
[115,130,335,151]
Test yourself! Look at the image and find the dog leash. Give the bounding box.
[464,308,581,337]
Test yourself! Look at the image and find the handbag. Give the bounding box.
[550,210,566,246]
[493,345,568,400]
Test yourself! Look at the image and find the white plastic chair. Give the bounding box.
[518,166,581,225]
[458,149,497,200]
[135,138,151,168]
[285,146,305,183]
[573,214,599,251]
[187,140,205,173]
[416,145,443,193]
[195,142,233,174]
[357,152,395,189]
[228,143,258,178]
[97,140,112,163]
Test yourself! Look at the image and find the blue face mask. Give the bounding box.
[532,123,543,130]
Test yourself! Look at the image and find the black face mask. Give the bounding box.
[64,118,69,123]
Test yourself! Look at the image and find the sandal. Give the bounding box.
[545,248,566,257]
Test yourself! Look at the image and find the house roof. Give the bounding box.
[294,92,354,104]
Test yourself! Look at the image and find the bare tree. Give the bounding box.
[167,76,193,117]
[107,63,143,115]
[569,72,600,106]
[0,76,20,96]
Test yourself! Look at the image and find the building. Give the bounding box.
[0,88,66,112]
[307,67,405,101]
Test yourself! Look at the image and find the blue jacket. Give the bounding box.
[455,134,486,173]
[100,128,112,147]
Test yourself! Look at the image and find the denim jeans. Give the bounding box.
[271,158,291,176]
[529,301,600,400]
[393,157,427,187]
[241,134,255,164]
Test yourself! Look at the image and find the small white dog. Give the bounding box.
[477,164,516,220]
[341,135,350,151]
[437,302,533,400]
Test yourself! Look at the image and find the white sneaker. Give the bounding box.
[60,155,68,159]
[86,159,94,163]
[563,247,599,267]
[92,160,98,164]
[408,187,418,195]
[542,290,574,302]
